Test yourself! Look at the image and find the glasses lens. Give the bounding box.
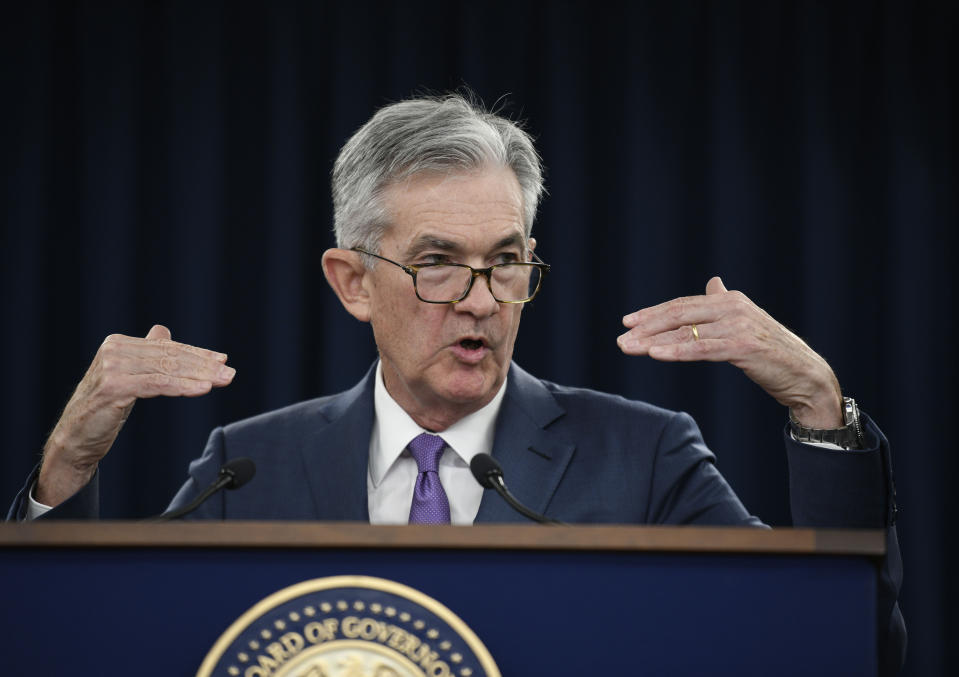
[491,264,541,302]
[415,265,473,302]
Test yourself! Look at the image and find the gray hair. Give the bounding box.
[331,93,545,254]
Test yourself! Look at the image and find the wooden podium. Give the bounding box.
[0,523,883,675]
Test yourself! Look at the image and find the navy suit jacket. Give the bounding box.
[8,361,905,672]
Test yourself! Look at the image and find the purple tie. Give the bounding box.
[407,433,451,524]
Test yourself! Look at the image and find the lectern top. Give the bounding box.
[0,521,885,556]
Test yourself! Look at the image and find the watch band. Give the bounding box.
[789,396,865,449]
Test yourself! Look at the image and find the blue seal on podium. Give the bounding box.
[197,575,501,677]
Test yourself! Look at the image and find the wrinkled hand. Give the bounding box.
[617,277,843,429]
[37,325,235,507]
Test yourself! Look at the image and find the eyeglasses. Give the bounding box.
[351,247,550,304]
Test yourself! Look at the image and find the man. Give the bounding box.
[8,94,903,671]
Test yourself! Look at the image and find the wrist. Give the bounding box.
[787,366,843,428]
[36,463,96,507]
[37,438,99,507]
[789,397,843,429]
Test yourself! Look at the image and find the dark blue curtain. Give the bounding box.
[1,2,954,674]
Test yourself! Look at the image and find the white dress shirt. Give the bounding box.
[367,361,507,525]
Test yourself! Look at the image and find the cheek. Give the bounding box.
[369,290,409,349]
[371,297,448,357]
[370,279,416,326]
[501,307,524,343]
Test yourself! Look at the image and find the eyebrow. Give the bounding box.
[404,236,458,258]
[404,234,525,259]
[492,234,524,251]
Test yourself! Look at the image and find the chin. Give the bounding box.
[437,368,500,405]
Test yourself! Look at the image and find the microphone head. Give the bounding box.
[469,453,504,489]
[220,457,256,489]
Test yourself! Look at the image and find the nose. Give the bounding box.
[453,271,500,317]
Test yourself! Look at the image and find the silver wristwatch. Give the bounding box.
[789,396,865,449]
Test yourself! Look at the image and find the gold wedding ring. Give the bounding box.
[691,324,700,341]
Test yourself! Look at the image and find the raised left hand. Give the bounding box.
[617,276,843,429]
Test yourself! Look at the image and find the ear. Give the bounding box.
[322,248,372,323]
[527,237,537,258]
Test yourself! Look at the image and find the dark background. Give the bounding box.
[1,1,954,674]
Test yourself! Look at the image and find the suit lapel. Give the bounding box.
[475,364,575,523]
[298,365,376,521]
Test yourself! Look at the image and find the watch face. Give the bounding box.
[842,398,856,426]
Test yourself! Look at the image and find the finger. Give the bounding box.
[123,354,236,384]
[125,373,217,398]
[622,295,730,335]
[102,333,228,363]
[647,338,740,362]
[705,276,727,295]
[618,323,711,354]
[104,341,233,380]
[100,339,231,378]
[145,324,172,341]
[96,338,234,390]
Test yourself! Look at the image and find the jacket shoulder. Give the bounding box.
[222,394,340,436]
[537,378,685,427]
[221,368,373,440]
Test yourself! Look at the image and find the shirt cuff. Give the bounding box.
[789,431,844,451]
[26,481,53,520]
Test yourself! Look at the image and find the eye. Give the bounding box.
[416,253,453,265]
[492,251,521,265]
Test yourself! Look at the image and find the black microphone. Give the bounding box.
[147,457,256,522]
[470,453,565,525]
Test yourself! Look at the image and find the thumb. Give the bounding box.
[145,324,172,341]
[705,276,727,295]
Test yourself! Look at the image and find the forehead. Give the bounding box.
[380,168,526,254]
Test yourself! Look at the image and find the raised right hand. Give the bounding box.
[36,324,235,507]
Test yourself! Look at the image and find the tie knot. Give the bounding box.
[408,433,446,473]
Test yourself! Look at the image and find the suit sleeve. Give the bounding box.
[785,412,905,677]
[5,463,100,521]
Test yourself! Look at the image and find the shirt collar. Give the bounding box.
[369,360,508,487]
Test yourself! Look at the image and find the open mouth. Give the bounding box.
[459,338,485,351]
